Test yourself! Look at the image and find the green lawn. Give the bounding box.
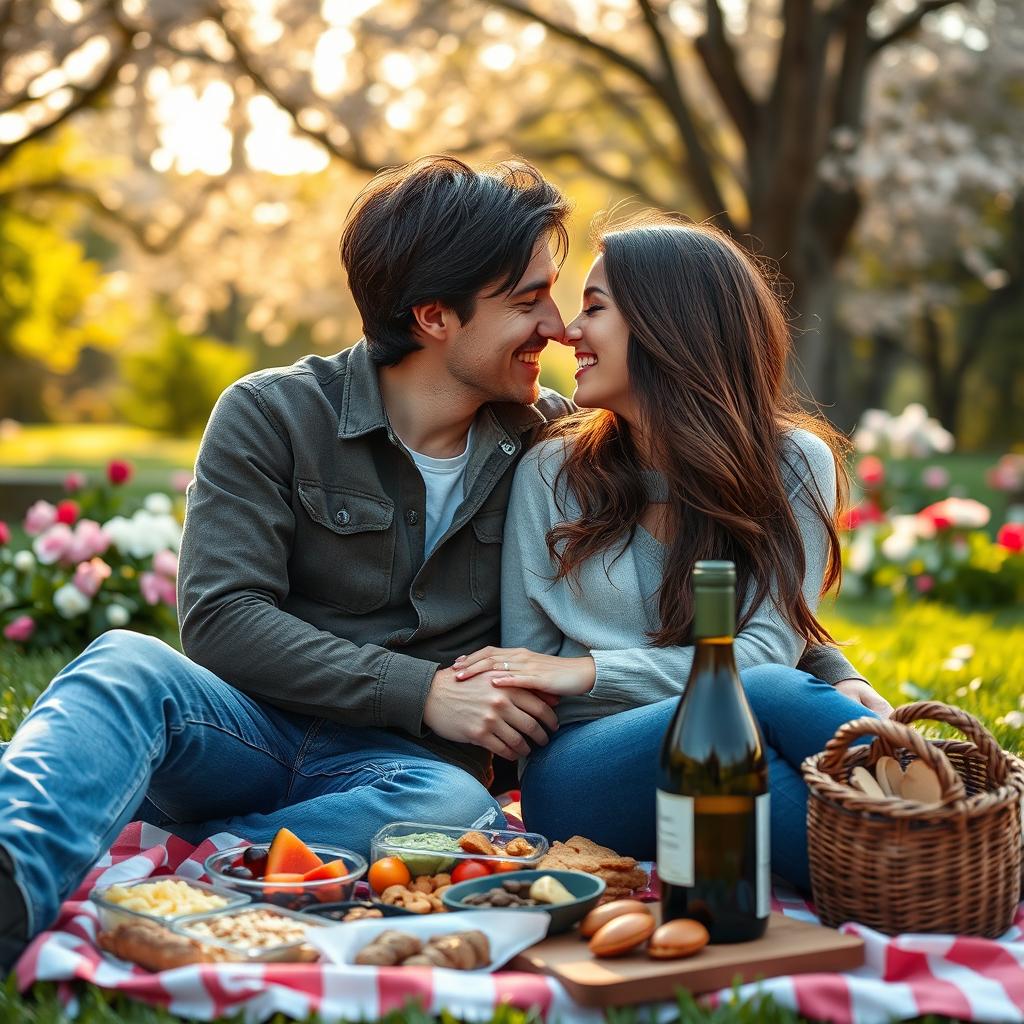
[1,599,1020,1021]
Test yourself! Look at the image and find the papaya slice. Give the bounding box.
[265,828,323,875]
[302,859,350,882]
[262,872,306,883]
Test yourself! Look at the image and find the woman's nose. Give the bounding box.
[560,321,583,346]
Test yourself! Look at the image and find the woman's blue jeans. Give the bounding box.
[520,664,878,893]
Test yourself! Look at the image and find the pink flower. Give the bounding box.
[840,501,885,531]
[919,497,991,532]
[152,549,178,579]
[140,571,176,608]
[914,575,935,593]
[987,454,1024,493]
[922,465,950,490]
[64,471,87,493]
[171,470,194,493]
[32,523,73,565]
[55,499,80,526]
[64,519,111,563]
[997,522,1024,553]
[107,460,133,486]
[857,455,885,487]
[24,500,58,537]
[72,557,112,598]
[0,521,9,546]
[3,615,35,643]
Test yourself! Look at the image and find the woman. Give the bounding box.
[453,218,891,892]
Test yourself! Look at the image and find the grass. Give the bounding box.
[1,599,1020,1021]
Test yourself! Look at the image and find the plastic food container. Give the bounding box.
[204,844,367,912]
[90,874,249,931]
[370,823,549,879]
[172,903,329,963]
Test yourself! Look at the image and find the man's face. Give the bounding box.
[444,240,564,406]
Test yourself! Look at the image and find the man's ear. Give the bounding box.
[409,300,454,343]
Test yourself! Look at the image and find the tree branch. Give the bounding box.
[869,0,960,52]
[694,0,758,141]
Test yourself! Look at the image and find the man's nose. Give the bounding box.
[540,303,566,343]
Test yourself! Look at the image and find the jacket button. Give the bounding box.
[500,441,516,455]
[335,509,350,526]
[406,509,419,525]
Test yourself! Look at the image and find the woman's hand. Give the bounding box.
[453,647,596,697]
[835,678,894,717]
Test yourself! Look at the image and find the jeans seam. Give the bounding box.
[285,719,324,801]
[179,718,292,772]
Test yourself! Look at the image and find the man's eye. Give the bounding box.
[518,298,539,309]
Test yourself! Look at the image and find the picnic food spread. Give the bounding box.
[377,872,452,913]
[182,907,318,956]
[100,878,230,918]
[355,929,491,969]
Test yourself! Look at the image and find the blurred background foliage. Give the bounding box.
[0,0,1021,446]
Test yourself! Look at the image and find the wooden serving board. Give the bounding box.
[510,911,864,1007]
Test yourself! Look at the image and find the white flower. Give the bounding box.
[53,582,91,619]
[106,604,131,627]
[998,711,1024,729]
[848,531,876,574]
[13,551,35,573]
[881,519,919,561]
[103,511,182,559]
[144,493,173,515]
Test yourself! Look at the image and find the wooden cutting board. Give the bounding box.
[510,911,864,1007]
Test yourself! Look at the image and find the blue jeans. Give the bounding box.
[0,630,503,938]
[520,664,877,893]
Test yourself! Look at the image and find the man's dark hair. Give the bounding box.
[339,155,571,366]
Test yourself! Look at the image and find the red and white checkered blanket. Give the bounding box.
[14,822,1024,1023]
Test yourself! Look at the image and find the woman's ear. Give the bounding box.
[409,300,450,343]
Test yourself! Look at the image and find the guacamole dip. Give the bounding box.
[390,832,462,875]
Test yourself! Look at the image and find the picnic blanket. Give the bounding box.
[13,821,1024,1023]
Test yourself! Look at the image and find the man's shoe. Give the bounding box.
[0,846,29,974]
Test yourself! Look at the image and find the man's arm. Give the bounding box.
[177,382,437,734]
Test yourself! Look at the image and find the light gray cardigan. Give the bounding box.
[500,429,861,725]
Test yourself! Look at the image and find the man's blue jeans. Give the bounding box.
[520,664,878,893]
[0,630,503,939]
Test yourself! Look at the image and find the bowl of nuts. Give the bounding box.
[441,869,605,934]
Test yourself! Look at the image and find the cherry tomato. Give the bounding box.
[368,856,412,893]
[451,860,492,884]
[492,860,522,873]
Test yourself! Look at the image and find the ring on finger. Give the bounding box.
[502,661,510,672]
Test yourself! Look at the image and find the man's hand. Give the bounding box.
[454,647,595,697]
[835,678,894,717]
[423,666,560,760]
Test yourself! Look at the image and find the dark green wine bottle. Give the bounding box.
[657,560,770,943]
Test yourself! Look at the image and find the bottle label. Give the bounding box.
[656,789,694,885]
[756,792,771,918]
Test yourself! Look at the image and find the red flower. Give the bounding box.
[857,455,885,487]
[55,499,80,526]
[0,520,9,546]
[997,522,1024,553]
[840,501,885,530]
[107,460,133,486]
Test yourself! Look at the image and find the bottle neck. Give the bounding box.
[692,584,735,642]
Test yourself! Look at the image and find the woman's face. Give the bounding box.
[564,255,635,420]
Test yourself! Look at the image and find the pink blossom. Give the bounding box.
[3,615,35,643]
[73,557,112,598]
[914,575,935,593]
[997,522,1024,553]
[921,465,950,490]
[64,519,111,563]
[64,472,87,493]
[140,571,176,608]
[32,523,74,565]
[171,470,194,493]
[0,521,9,546]
[24,500,58,537]
[919,497,991,532]
[152,549,178,578]
[857,455,885,487]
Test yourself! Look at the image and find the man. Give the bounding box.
[0,156,883,971]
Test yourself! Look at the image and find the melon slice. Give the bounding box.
[265,828,323,875]
[302,858,349,882]
[262,872,306,883]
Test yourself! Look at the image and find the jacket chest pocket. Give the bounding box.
[294,482,395,613]
[469,510,504,609]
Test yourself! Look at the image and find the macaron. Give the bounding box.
[588,912,656,957]
[579,900,652,939]
[647,918,710,960]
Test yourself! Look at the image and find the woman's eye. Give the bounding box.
[583,304,603,316]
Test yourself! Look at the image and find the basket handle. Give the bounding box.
[890,701,1008,786]
[817,715,966,804]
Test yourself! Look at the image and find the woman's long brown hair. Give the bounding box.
[547,217,850,646]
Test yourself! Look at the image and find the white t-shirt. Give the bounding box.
[405,426,474,557]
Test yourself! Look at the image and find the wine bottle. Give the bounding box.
[657,560,770,943]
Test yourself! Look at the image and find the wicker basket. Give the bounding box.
[801,700,1024,937]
